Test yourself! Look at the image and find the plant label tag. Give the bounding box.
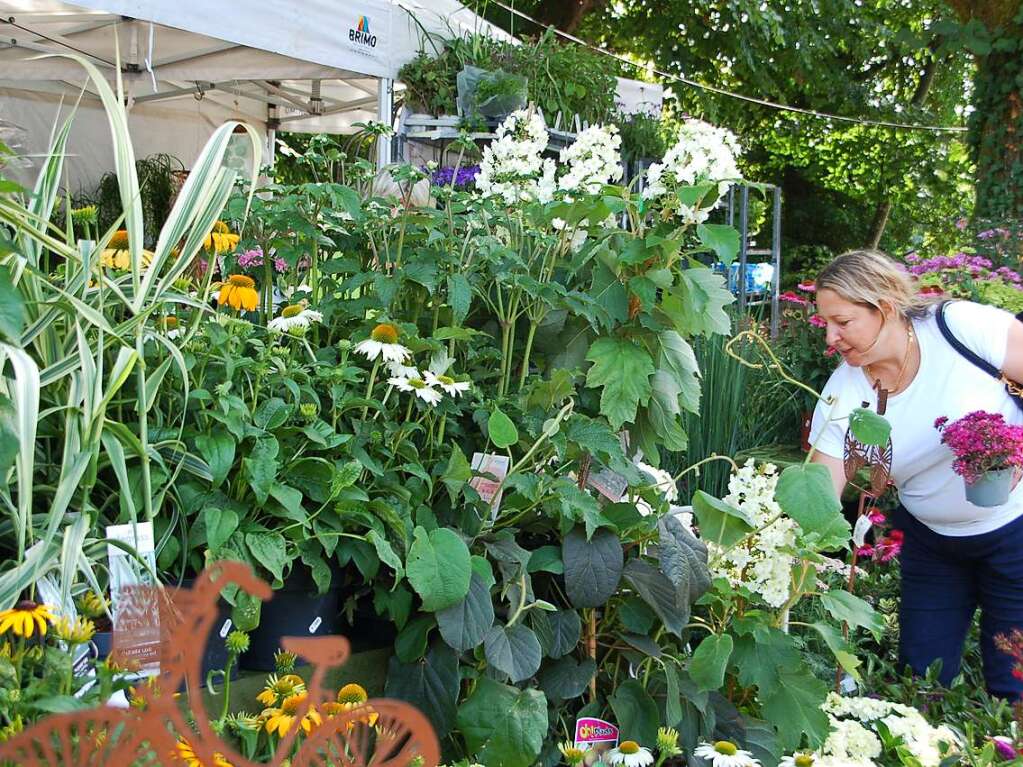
[106,521,160,674]
[852,514,873,548]
[840,673,859,694]
[574,717,619,756]
[309,616,323,634]
[470,452,510,518]
[587,464,628,502]
[219,618,233,639]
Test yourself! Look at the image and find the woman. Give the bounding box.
[809,249,1023,697]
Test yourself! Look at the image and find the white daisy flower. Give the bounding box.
[387,361,420,379]
[354,323,411,364]
[779,754,816,767]
[424,370,471,397]
[606,741,654,767]
[267,303,323,334]
[388,369,443,406]
[694,740,761,767]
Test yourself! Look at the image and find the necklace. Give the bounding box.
[865,325,915,414]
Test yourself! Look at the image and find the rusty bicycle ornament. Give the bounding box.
[0,562,440,767]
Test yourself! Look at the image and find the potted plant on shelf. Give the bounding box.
[935,411,1023,507]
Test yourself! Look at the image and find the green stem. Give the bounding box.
[517,321,538,391]
[220,655,236,721]
[361,359,381,421]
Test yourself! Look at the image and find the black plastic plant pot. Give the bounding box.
[240,567,343,671]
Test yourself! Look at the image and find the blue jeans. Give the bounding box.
[895,505,1023,698]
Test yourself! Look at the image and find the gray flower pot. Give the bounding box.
[965,468,1015,507]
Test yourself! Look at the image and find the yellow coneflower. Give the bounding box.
[217,275,259,312]
[77,590,108,619]
[323,683,378,726]
[0,715,24,744]
[173,737,233,767]
[203,221,240,255]
[70,205,98,226]
[54,615,96,645]
[108,229,130,250]
[558,741,588,766]
[256,673,306,707]
[0,601,54,638]
[100,246,154,271]
[263,692,321,736]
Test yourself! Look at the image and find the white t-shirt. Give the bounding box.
[810,300,1022,536]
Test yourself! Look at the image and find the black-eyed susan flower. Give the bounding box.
[54,615,96,645]
[354,323,411,364]
[263,692,321,736]
[0,601,54,638]
[203,221,240,255]
[217,275,259,312]
[173,736,233,767]
[256,673,306,708]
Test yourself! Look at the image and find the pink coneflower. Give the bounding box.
[238,248,264,269]
[274,256,288,273]
[779,291,808,306]
[868,510,887,525]
[825,346,837,357]
[808,314,826,328]
[992,736,1018,759]
[796,281,816,293]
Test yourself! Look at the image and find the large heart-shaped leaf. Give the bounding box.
[622,558,687,637]
[457,678,548,767]
[484,623,543,683]
[436,571,495,652]
[406,526,472,612]
[563,527,623,608]
[689,633,733,692]
[195,432,235,488]
[610,679,659,746]
[760,667,830,750]
[204,507,238,555]
[386,641,460,737]
[774,464,850,547]
[658,515,711,602]
[692,491,754,548]
[538,656,596,701]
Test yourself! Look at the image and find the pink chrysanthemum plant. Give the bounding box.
[934,411,1023,484]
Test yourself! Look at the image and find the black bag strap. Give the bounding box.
[935,299,1002,380]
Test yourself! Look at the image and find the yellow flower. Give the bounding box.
[336,683,369,705]
[77,590,108,619]
[100,247,154,271]
[173,737,233,767]
[218,274,259,312]
[203,221,240,255]
[54,615,95,645]
[70,205,98,226]
[108,229,130,249]
[559,740,588,765]
[323,683,378,727]
[263,692,321,736]
[256,673,306,707]
[0,601,54,638]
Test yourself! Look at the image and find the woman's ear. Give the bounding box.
[877,298,899,321]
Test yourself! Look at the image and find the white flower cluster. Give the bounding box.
[476,109,556,205]
[708,460,797,608]
[637,461,679,503]
[558,124,623,194]
[785,693,959,767]
[642,118,742,223]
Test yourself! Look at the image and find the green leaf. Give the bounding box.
[658,330,701,414]
[696,223,740,266]
[545,610,582,659]
[330,460,362,498]
[488,407,519,449]
[730,625,802,695]
[204,507,238,555]
[775,464,850,547]
[562,527,623,608]
[0,266,25,344]
[622,559,688,637]
[457,678,548,767]
[591,262,629,330]
[619,597,656,635]
[647,370,688,451]
[448,273,472,325]
[689,633,733,692]
[472,555,496,589]
[436,571,495,652]
[243,437,279,505]
[820,590,883,639]
[269,483,306,524]
[658,515,711,604]
[610,679,659,746]
[692,491,755,547]
[484,623,543,682]
[585,337,655,429]
[406,526,472,611]
[253,397,291,430]
[28,695,91,714]
[195,432,235,488]
[811,621,862,679]
[849,407,891,447]
[442,444,473,504]
[395,614,435,662]
[760,667,830,750]
[367,529,405,583]
[670,268,734,337]
[538,656,596,701]
[527,546,563,575]
[245,531,288,583]
[386,641,460,736]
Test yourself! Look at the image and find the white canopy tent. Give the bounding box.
[0,0,514,189]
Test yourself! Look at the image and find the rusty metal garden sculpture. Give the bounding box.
[0,562,440,767]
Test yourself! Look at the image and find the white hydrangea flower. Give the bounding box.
[636,461,679,503]
[558,124,623,194]
[706,460,796,607]
[642,118,742,217]
[476,109,553,205]
[821,717,882,762]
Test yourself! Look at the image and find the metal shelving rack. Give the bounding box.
[395,111,581,162]
[726,183,783,338]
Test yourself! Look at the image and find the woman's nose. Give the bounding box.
[825,325,840,347]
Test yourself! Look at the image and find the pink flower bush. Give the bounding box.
[236,247,289,274]
[935,411,1023,484]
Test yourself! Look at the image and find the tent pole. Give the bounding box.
[376,77,393,168]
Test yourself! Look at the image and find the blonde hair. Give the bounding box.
[816,249,935,319]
